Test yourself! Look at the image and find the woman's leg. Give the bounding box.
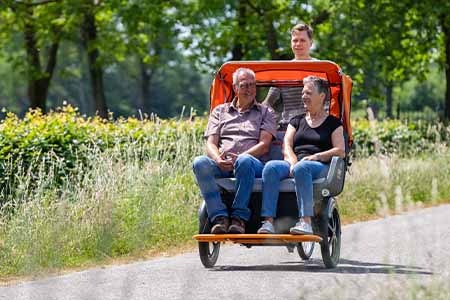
[260,160,291,219]
[292,160,327,218]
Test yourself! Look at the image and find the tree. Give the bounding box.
[116,1,178,115]
[0,0,66,112]
[79,0,108,118]
[179,0,325,72]
[316,1,434,118]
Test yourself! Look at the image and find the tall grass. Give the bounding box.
[1,149,449,277]
[0,132,204,276]
[340,152,450,222]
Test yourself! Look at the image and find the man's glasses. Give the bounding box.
[238,82,256,89]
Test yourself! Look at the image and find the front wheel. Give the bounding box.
[198,202,220,268]
[297,242,315,260]
[199,241,220,268]
[319,202,341,268]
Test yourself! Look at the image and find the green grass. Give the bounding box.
[340,153,450,222]
[0,136,203,277]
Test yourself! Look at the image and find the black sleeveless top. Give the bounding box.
[290,114,342,160]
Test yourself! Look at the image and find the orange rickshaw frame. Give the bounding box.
[193,60,353,269]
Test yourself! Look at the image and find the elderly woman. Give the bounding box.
[258,75,345,235]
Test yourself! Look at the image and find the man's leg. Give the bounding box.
[192,155,231,223]
[229,154,264,233]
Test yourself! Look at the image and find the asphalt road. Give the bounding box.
[1,205,450,300]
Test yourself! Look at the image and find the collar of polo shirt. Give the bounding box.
[228,98,260,112]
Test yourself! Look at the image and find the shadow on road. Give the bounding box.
[211,258,433,275]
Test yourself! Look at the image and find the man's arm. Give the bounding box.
[262,87,281,108]
[242,130,273,158]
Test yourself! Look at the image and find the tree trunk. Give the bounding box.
[265,18,279,59]
[138,58,152,114]
[78,42,90,115]
[385,82,393,119]
[231,1,246,61]
[23,6,58,112]
[441,15,450,120]
[81,8,108,119]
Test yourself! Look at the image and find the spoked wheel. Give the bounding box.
[297,242,315,260]
[198,202,220,268]
[319,204,341,268]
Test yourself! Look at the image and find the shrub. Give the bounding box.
[0,105,206,205]
[352,119,450,157]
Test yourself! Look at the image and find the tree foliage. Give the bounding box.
[0,0,449,119]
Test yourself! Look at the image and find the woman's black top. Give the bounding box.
[289,114,342,160]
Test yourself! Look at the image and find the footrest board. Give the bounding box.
[193,234,322,244]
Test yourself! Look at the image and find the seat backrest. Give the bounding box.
[268,131,285,161]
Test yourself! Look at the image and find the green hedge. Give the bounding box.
[352,118,450,157]
[1,105,449,203]
[0,105,206,204]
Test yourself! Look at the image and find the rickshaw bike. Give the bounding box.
[193,60,353,269]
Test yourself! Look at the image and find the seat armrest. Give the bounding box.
[318,156,346,196]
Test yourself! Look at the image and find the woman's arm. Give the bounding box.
[283,124,298,169]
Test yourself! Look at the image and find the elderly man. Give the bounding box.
[193,67,277,234]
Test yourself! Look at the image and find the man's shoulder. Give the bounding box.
[256,101,274,111]
[211,102,231,113]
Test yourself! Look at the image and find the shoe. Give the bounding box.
[257,220,275,234]
[211,217,229,234]
[290,219,313,235]
[228,217,245,234]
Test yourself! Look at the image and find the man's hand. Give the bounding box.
[216,152,238,172]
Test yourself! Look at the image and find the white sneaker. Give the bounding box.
[290,220,313,235]
[257,220,275,234]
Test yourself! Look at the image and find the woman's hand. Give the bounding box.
[301,153,321,161]
[286,160,297,177]
[289,164,295,177]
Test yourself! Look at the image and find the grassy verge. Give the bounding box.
[0,137,203,277]
[0,147,449,279]
[340,152,450,222]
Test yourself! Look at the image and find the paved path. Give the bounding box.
[1,205,450,300]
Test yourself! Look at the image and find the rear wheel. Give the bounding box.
[319,203,341,268]
[198,203,220,268]
[297,242,315,260]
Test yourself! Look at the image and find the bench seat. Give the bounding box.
[216,156,346,197]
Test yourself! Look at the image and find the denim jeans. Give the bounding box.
[261,159,327,218]
[192,154,264,222]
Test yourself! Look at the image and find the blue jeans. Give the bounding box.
[261,160,327,218]
[192,154,264,222]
